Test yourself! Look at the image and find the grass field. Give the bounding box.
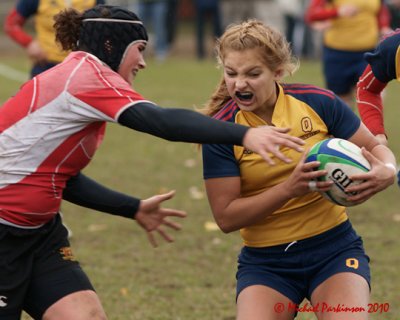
[1,51,400,320]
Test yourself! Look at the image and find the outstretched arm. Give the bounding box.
[356,65,388,145]
[119,103,304,165]
[63,172,186,246]
[4,7,47,64]
[4,8,32,47]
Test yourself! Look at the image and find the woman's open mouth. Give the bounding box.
[236,91,254,102]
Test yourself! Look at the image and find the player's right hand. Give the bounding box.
[27,39,48,64]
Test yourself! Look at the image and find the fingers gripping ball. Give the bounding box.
[306,138,371,206]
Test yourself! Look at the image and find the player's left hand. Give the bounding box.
[242,126,304,165]
[135,190,187,247]
[344,147,396,203]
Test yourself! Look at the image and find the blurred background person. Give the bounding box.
[386,0,400,28]
[277,0,316,59]
[193,0,223,60]
[137,0,170,61]
[4,0,105,78]
[220,0,255,26]
[305,0,392,109]
[166,0,179,47]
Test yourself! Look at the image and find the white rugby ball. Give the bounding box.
[305,138,371,207]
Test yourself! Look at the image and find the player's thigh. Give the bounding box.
[43,290,107,320]
[237,285,296,320]
[311,272,369,320]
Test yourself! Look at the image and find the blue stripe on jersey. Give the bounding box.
[282,83,360,139]
[364,29,400,82]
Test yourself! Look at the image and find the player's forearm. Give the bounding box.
[356,66,387,135]
[305,0,338,23]
[4,8,32,47]
[378,3,391,30]
[370,144,397,169]
[208,183,291,233]
[118,103,248,145]
[63,172,140,218]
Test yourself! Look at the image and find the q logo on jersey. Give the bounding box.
[346,258,359,270]
[59,247,76,261]
[301,117,313,133]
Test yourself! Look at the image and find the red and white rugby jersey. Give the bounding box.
[0,51,150,228]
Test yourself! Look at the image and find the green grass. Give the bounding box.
[1,55,399,320]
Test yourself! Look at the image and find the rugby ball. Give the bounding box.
[306,138,371,207]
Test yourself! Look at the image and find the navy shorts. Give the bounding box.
[323,46,370,95]
[0,214,94,320]
[31,62,58,78]
[236,220,370,304]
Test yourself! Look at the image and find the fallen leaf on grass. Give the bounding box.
[184,158,197,168]
[189,186,204,200]
[212,237,222,245]
[87,224,108,232]
[392,214,400,222]
[204,221,219,231]
[120,287,129,296]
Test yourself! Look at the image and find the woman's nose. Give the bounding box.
[235,78,247,89]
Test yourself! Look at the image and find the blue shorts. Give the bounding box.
[236,220,370,304]
[323,46,370,95]
[31,62,58,78]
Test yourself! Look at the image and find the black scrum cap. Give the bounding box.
[79,5,148,71]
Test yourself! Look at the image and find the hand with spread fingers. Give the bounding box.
[135,190,187,247]
[243,126,305,165]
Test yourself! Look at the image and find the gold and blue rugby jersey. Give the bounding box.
[17,0,102,63]
[364,29,400,83]
[202,83,361,247]
[325,0,382,51]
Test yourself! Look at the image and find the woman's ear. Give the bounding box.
[274,68,285,80]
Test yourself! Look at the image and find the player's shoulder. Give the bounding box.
[378,29,400,51]
[365,29,400,78]
[282,83,335,105]
[213,99,240,122]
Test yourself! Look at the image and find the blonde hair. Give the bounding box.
[203,19,299,117]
